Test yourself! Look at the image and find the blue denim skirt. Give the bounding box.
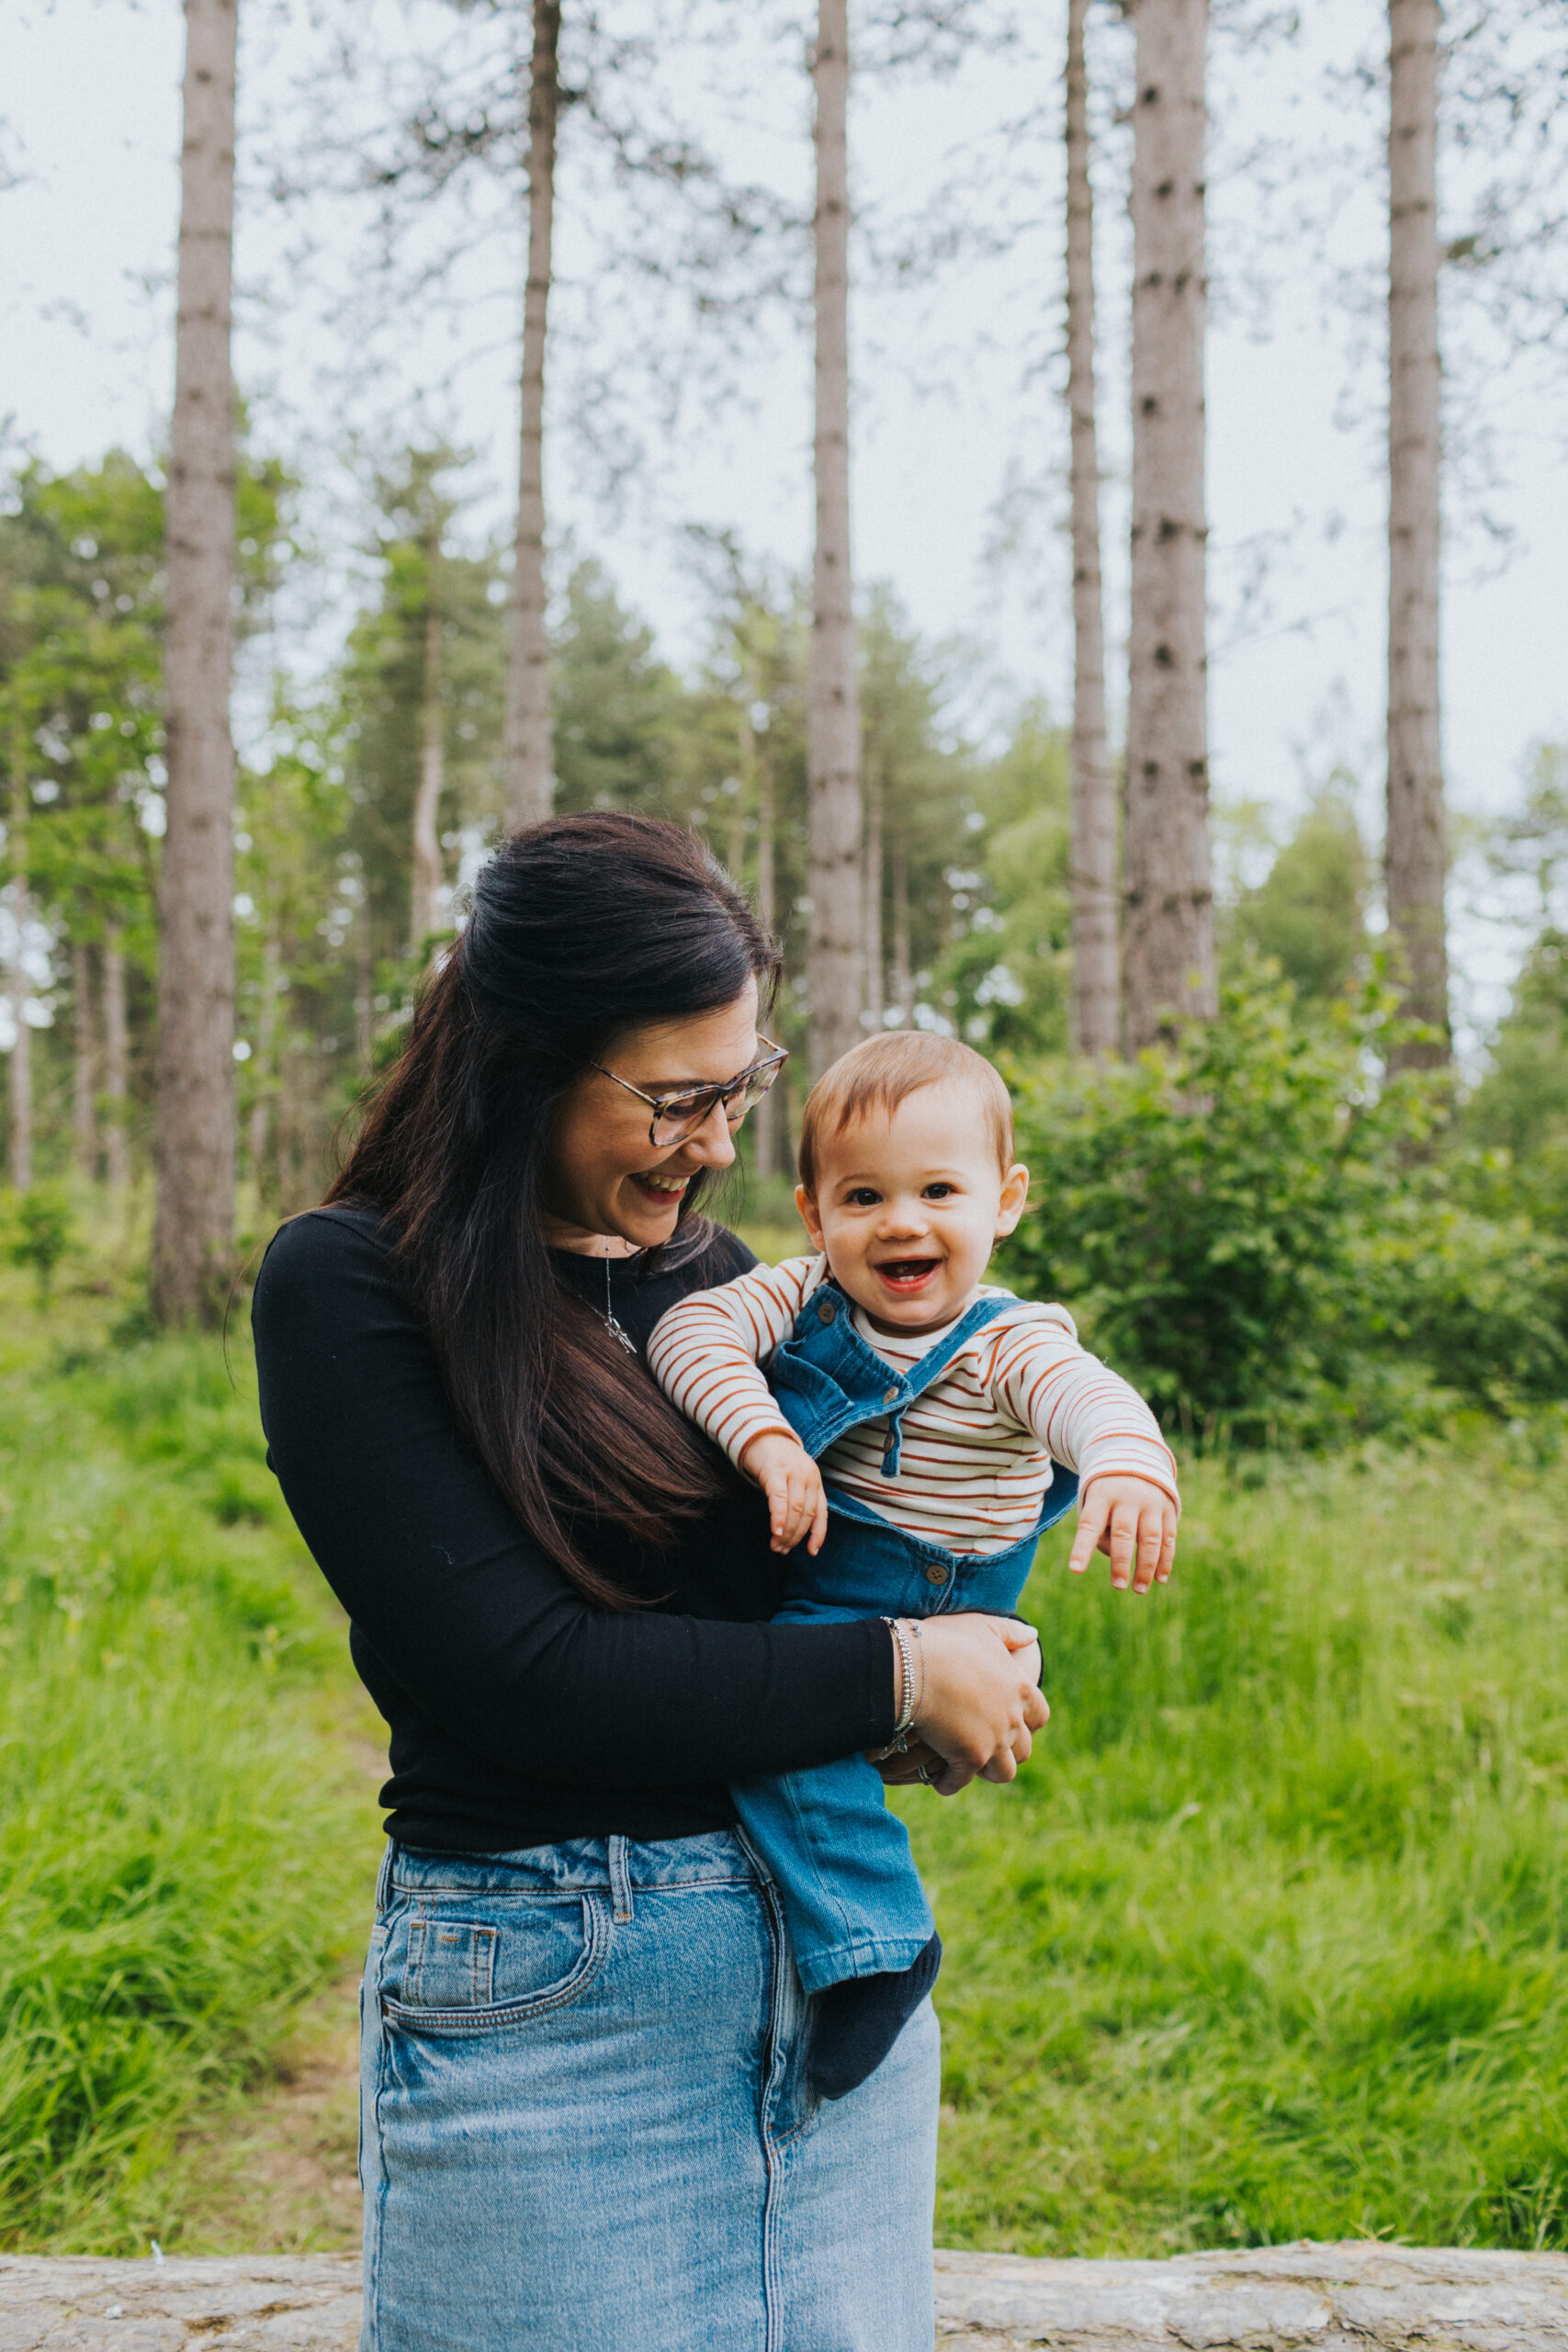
[359,1830,939,2352]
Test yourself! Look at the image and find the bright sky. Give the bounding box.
[5,0,1566,1049]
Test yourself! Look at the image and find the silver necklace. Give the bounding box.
[600,1246,640,1355]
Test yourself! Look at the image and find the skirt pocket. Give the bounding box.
[381,1893,609,2033]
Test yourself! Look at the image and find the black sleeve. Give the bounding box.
[253,1211,895,1787]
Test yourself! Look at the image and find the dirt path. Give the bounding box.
[176,1973,363,2254]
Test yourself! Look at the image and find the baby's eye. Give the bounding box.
[846,1188,882,1207]
[923,1182,956,1200]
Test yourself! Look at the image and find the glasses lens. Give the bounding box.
[733,1061,782,1116]
[649,1058,783,1148]
[651,1091,720,1148]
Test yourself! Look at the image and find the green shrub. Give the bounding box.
[998,969,1568,1438]
[6,1186,74,1306]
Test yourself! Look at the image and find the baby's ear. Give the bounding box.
[795,1184,827,1251]
[994,1162,1031,1237]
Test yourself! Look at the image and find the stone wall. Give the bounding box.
[5,2242,1567,2348]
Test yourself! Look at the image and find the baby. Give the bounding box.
[647,1030,1179,2097]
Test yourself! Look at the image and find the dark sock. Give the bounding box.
[807,1932,942,2101]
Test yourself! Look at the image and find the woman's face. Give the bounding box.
[544,979,761,1252]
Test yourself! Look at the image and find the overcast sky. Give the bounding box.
[6,0,1566,1045]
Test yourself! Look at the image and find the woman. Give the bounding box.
[253,814,1046,2352]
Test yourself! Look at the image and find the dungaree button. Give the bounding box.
[882,1386,899,1407]
[817,1299,837,1324]
[925,1563,950,1586]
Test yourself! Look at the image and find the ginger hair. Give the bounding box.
[796,1031,1015,1193]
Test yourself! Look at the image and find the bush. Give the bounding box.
[998,970,1568,1440]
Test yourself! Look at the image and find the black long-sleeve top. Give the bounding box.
[252,1206,897,1853]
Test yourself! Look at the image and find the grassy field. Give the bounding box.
[0,1230,383,2252]
[5,1208,1568,2254]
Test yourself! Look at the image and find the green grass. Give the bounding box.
[7,1201,1568,2254]
[0,1237,382,2251]
[905,1419,1568,2253]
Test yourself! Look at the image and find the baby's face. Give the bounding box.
[795,1082,1030,1336]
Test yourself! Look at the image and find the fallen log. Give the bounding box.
[4,2241,1567,2349]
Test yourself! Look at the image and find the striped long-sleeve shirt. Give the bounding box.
[647,1254,1179,1556]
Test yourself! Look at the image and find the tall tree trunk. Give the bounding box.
[355,887,374,1070]
[504,0,560,829]
[1386,0,1449,1063]
[152,0,238,1323]
[103,931,130,1192]
[863,760,884,1032]
[73,941,98,1175]
[807,0,863,1080]
[412,590,446,948]
[1122,0,1214,1053]
[6,748,31,1193]
[752,733,778,1182]
[892,839,913,1025]
[248,927,281,1200]
[1066,0,1118,1058]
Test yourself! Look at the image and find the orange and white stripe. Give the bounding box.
[647,1254,1179,1556]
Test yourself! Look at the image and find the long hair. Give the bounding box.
[327,813,781,1607]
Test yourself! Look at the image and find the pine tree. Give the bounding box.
[1386,0,1449,1063]
[1122,0,1214,1052]
[807,0,864,1079]
[505,0,560,827]
[1066,0,1118,1057]
[152,0,239,1322]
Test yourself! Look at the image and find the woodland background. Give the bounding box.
[5,0,1568,2266]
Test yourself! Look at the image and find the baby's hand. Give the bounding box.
[1069,1476,1178,1594]
[741,1432,829,1556]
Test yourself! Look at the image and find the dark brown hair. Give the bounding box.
[797,1031,1014,1193]
[327,813,780,1607]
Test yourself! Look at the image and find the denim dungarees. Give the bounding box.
[731,1282,1079,1995]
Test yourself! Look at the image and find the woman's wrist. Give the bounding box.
[871,1618,925,1760]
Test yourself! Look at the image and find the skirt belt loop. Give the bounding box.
[607,1834,634,1924]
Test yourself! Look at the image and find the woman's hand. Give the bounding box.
[875,1614,1047,1798]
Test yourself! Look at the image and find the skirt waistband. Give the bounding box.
[384,1827,760,1902]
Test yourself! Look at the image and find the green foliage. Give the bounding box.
[909,1432,1568,2252]
[552,559,691,816]
[1222,785,1371,1009]
[6,1183,73,1302]
[941,705,1071,1057]
[998,967,1568,1437]
[0,1249,378,2249]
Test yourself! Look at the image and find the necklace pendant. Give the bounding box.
[604,1312,639,1356]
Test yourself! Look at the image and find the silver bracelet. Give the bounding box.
[884,1617,918,1753]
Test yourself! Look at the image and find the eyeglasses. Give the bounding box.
[594,1036,789,1148]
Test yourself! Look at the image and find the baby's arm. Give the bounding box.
[646,1257,829,1555]
[986,1307,1179,1595]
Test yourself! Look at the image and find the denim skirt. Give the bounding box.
[358,1830,940,2352]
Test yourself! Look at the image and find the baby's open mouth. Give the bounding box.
[874,1258,941,1288]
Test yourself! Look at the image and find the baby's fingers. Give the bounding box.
[1067,1490,1109,1576]
[761,1472,795,1552]
[807,1472,829,1557]
[1131,1507,1168,1595]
